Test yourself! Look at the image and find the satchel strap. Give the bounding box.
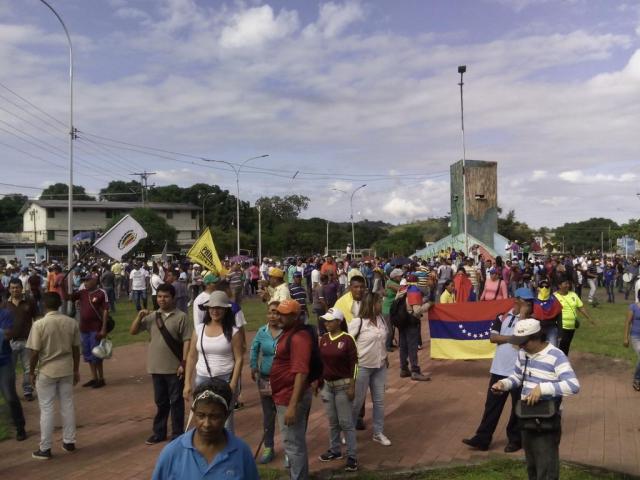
[155,312,183,362]
[199,325,214,379]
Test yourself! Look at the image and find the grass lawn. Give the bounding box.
[255,458,635,479]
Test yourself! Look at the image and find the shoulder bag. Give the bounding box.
[155,312,183,361]
[515,357,561,432]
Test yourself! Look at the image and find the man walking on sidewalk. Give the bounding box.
[28,292,80,460]
[6,277,38,401]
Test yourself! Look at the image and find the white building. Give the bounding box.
[19,200,199,259]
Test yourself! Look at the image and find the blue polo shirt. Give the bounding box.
[152,428,258,480]
[0,308,14,367]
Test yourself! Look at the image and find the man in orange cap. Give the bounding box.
[270,299,314,478]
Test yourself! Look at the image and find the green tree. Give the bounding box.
[554,218,619,254]
[106,208,177,257]
[99,181,142,202]
[0,194,28,232]
[498,210,534,243]
[41,183,95,200]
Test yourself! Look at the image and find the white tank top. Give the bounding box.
[195,323,238,378]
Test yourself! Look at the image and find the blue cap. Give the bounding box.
[515,287,534,300]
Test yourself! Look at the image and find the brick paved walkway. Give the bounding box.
[1,332,639,479]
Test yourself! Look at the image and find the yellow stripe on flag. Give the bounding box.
[187,228,228,276]
[430,338,496,360]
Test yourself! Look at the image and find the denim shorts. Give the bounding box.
[81,331,101,363]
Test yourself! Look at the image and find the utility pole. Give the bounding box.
[326,220,329,257]
[257,204,262,263]
[30,209,38,263]
[601,231,604,256]
[458,65,469,256]
[130,171,156,206]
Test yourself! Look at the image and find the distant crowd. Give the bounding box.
[0,248,639,479]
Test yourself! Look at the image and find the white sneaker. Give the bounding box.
[373,432,391,446]
[341,434,346,445]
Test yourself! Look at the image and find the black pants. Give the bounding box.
[522,426,562,480]
[398,323,421,373]
[0,362,25,431]
[152,373,185,439]
[472,373,521,447]
[558,328,575,356]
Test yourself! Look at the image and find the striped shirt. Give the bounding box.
[499,343,580,399]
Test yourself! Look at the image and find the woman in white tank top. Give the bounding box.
[183,291,243,432]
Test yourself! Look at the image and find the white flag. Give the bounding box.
[93,214,148,261]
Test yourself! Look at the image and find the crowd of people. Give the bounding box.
[0,248,639,479]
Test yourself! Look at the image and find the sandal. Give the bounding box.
[633,381,640,392]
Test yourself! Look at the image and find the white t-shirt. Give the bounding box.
[311,268,320,285]
[150,274,163,296]
[130,268,148,291]
[195,323,239,378]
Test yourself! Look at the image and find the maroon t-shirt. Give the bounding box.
[319,332,357,381]
[270,328,312,406]
[73,288,109,333]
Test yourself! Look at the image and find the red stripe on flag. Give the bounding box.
[429,299,515,323]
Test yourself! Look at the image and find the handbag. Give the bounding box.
[515,357,561,432]
[257,376,272,397]
[92,338,113,360]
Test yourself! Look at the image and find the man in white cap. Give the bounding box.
[491,318,580,480]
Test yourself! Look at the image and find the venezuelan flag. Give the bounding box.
[429,299,515,360]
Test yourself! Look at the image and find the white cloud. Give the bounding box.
[220,5,299,49]
[382,197,429,218]
[304,1,365,38]
[532,170,547,180]
[558,170,637,184]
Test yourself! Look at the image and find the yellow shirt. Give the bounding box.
[26,312,80,378]
[267,282,291,303]
[440,290,456,304]
[554,291,583,329]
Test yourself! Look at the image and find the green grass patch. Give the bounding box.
[260,459,635,479]
[570,299,636,364]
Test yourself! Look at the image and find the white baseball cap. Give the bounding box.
[508,318,541,345]
[321,308,345,322]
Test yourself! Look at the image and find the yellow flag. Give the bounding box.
[187,228,228,276]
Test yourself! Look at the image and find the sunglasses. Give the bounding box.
[539,283,550,288]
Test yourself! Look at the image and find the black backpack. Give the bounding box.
[390,295,419,328]
[283,324,324,384]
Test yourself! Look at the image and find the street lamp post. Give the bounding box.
[458,65,469,256]
[29,209,38,263]
[39,0,75,301]
[257,204,262,263]
[201,155,268,257]
[350,184,367,255]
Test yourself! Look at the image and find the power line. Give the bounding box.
[0,80,67,128]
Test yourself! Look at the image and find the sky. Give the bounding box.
[0,0,639,229]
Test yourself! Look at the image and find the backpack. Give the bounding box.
[390,295,418,328]
[283,324,323,384]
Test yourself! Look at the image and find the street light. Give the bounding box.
[458,65,469,255]
[201,154,269,257]
[39,0,75,302]
[200,192,218,232]
[350,185,367,255]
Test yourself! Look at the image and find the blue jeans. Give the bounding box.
[195,373,236,433]
[631,337,640,381]
[321,382,357,459]
[276,390,312,480]
[0,359,25,430]
[105,287,116,312]
[259,392,277,449]
[132,289,147,311]
[352,365,387,435]
[10,340,32,396]
[605,283,615,302]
